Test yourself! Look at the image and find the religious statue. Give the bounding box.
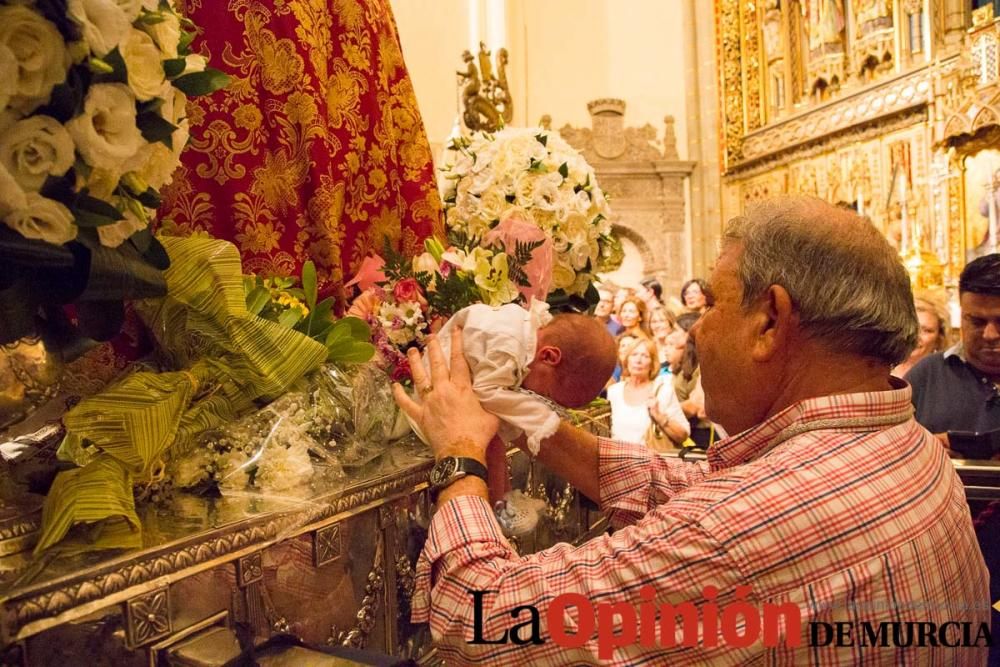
[457,42,514,132]
[806,0,845,51]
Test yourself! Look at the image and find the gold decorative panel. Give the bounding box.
[237,552,264,587]
[314,523,343,567]
[124,587,171,648]
[715,0,1000,285]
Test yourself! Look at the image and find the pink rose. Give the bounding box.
[392,278,428,309]
[483,213,554,302]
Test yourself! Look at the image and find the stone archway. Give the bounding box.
[555,99,694,302]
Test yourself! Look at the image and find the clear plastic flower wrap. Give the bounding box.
[170,391,346,495]
[308,362,407,467]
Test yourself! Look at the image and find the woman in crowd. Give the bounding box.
[608,333,639,386]
[616,296,647,339]
[669,312,717,448]
[607,337,689,447]
[638,277,663,311]
[680,278,713,314]
[646,307,677,375]
[893,292,951,378]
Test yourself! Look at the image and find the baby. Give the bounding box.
[410,300,615,535]
[422,300,617,456]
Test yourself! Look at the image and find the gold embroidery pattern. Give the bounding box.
[160,0,443,309]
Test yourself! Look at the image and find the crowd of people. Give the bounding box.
[593,277,724,451]
[396,196,994,664]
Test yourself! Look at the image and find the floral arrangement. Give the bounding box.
[347,127,623,382]
[0,0,228,346]
[441,127,621,298]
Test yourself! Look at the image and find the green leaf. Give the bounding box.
[93,47,127,84]
[136,112,177,150]
[178,30,195,55]
[163,57,187,78]
[327,341,376,364]
[73,210,118,227]
[277,307,304,328]
[172,68,230,96]
[301,260,318,309]
[536,133,548,147]
[245,286,271,316]
[339,316,371,340]
[135,187,162,209]
[325,323,350,346]
[558,162,569,179]
[76,193,124,219]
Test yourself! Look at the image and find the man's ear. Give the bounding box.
[750,285,793,362]
[537,345,563,366]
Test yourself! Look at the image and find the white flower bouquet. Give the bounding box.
[440,127,623,303]
[0,0,228,346]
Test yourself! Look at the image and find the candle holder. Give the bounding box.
[902,245,945,290]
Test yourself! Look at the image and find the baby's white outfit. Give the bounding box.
[424,300,560,455]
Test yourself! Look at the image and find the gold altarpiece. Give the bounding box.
[717,0,1000,288]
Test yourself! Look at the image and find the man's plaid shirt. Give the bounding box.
[412,382,990,665]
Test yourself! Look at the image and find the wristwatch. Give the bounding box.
[428,456,488,501]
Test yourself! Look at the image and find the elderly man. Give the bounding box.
[394,196,990,665]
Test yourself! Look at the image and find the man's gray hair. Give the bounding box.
[723,195,918,365]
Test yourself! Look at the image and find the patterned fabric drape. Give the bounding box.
[63,0,442,396]
[160,0,443,309]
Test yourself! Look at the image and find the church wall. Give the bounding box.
[390,0,692,160]
[390,0,720,287]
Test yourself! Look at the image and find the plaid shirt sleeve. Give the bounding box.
[410,437,725,665]
[598,438,710,528]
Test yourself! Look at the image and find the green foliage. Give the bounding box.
[380,238,411,283]
[172,68,231,96]
[243,266,373,364]
[426,270,481,315]
[506,239,543,287]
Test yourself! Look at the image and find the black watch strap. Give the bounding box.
[429,456,488,502]
[454,457,488,482]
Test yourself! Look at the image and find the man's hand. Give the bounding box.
[392,327,498,464]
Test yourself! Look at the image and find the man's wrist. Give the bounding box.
[436,437,488,465]
[435,475,489,505]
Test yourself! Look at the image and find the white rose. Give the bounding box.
[67,83,145,170]
[121,29,165,101]
[68,0,129,57]
[0,116,75,192]
[140,10,179,58]
[80,166,121,201]
[113,0,144,22]
[568,240,594,271]
[0,44,17,112]
[551,257,576,290]
[478,187,506,222]
[4,193,76,245]
[97,201,147,247]
[183,53,206,74]
[0,161,28,218]
[0,6,68,112]
[123,81,190,190]
[123,140,172,189]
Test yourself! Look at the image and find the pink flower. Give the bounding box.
[392,278,428,310]
[482,213,554,302]
[345,255,387,291]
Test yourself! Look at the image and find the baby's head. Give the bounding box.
[521,313,617,408]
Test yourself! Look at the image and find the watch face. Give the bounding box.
[431,457,457,486]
